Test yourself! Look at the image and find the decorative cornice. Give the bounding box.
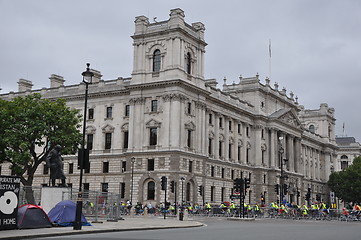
[129,97,146,105]
[162,93,188,103]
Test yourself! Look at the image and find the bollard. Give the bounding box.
[184,208,188,220]
[178,208,184,221]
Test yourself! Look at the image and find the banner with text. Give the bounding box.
[0,176,20,230]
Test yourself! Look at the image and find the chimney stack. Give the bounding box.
[49,74,65,88]
[18,79,33,92]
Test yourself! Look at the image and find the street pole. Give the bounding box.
[174,182,177,215]
[74,63,93,230]
[131,157,135,207]
[278,136,284,205]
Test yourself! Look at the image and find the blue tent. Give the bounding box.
[48,200,91,227]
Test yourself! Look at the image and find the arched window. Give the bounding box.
[185,52,191,74]
[186,182,191,201]
[309,125,315,133]
[153,49,161,72]
[147,181,155,200]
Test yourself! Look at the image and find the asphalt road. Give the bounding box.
[31,218,360,240]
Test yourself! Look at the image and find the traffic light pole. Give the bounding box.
[164,184,167,219]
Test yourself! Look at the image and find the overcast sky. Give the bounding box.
[1,0,360,142]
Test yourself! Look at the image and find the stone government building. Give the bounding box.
[1,9,340,206]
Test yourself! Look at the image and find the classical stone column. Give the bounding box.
[287,135,295,172]
[269,129,276,169]
[254,125,262,167]
[294,138,302,173]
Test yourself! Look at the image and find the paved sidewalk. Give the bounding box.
[0,217,204,239]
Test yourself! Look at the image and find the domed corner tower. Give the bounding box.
[131,8,207,86]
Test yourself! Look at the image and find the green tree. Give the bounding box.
[0,93,82,203]
[328,156,361,203]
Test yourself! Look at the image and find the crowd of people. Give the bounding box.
[82,198,361,221]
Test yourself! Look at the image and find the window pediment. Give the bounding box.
[102,124,115,133]
[146,119,161,128]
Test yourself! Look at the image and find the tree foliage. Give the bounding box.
[0,93,82,189]
[328,156,361,203]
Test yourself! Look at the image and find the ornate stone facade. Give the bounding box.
[0,8,339,206]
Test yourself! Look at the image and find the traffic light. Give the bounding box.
[274,184,279,194]
[283,184,288,194]
[170,181,175,193]
[198,185,203,196]
[297,191,300,197]
[161,176,167,190]
[244,178,250,190]
[234,178,244,193]
[261,195,265,204]
[316,194,321,201]
[305,188,311,201]
[77,148,89,170]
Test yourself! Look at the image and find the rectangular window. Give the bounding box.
[106,106,112,118]
[209,114,212,124]
[231,169,234,180]
[0,166,2,175]
[221,187,225,202]
[67,183,72,189]
[187,102,192,114]
[101,183,108,193]
[211,166,215,177]
[88,108,94,120]
[149,127,157,146]
[211,186,215,202]
[219,141,222,157]
[83,183,90,198]
[189,160,193,173]
[219,117,223,128]
[68,163,74,174]
[103,162,109,173]
[187,130,192,148]
[121,161,127,172]
[123,131,129,149]
[87,134,93,150]
[151,100,158,112]
[221,168,225,178]
[208,138,212,155]
[105,133,112,149]
[125,105,130,117]
[148,159,155,171]
[43,164,48,175]
[238,124,241,134]
[246,126,249,137]
[229,121,232,131]
[120,182,125,198]
[229,144,232,159]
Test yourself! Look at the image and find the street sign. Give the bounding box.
[230,194,241,199]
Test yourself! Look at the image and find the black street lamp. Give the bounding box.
[278,136,288,205]
[74,63,94,230]
[130,157,135,206]
[180,177,185,221]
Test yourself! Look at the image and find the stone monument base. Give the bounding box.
[41,186,71,213]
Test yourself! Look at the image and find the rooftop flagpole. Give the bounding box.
[269,39,272,80]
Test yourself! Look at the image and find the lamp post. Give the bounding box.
[278,136,288,205]
[130,157,135,206]
[180,177,185,221]
[74,63,94,230]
